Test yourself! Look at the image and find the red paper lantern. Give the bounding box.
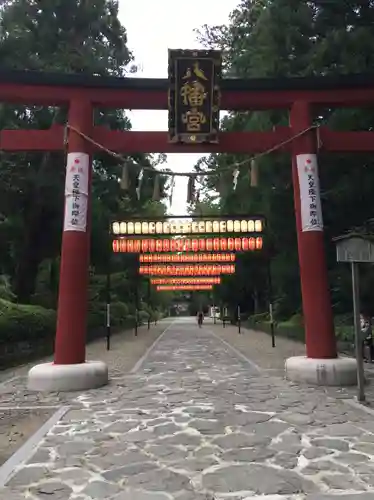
[199,239,206,251]
[148,239,155,252]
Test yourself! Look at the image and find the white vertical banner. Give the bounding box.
[63,152,90,232]
[296,154,323,232]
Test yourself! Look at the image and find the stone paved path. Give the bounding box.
[2,318,374,499]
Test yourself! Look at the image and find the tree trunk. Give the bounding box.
[13,227,43,303]
[252,288,260,314]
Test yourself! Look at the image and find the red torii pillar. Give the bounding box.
[285,101,356,385]
[27,100,108,391]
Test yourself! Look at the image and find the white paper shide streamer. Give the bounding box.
[296,153,323,232]
[63,152,89,232]
[233,167,239,191]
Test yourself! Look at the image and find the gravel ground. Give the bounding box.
[0,409,54,466]
[0,321,169,383]
[208,320,374,404]
[208,321,306,372]
[0,321,170,466]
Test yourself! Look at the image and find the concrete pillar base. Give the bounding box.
[27,361,108,392]
[285,356,357,386]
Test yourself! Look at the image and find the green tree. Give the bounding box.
[0,0,169,304]
[193,0,374,321]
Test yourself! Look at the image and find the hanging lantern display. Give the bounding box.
[111,218,264,236]
[156,285,214,292]
[151,277,221,285]
[113,237,263,253]
[140,253,236,263]
[138,264,235,275]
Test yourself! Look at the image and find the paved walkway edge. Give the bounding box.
[130,320,175,373]
[0,405,70,487]
[207,327,261,373]
[344,397,374,416]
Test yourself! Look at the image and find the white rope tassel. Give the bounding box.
[120,164,129,190]
[233,167,239,191]
[250,159,258,187]
[136,169,144,200]
[169,176,175,206]
[152,173,161,201]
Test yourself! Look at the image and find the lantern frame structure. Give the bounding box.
[110,215,265,237]
[156,285,214,291]
[150,277,221,285]
[140,253,236,263]
[112,236,263,253]
[139,264,235,276]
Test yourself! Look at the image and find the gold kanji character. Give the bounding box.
[180,81,206,106]
[192,61,207,80]
[182,68,192,79]
[182,108,207,132]
[182,61,208,81]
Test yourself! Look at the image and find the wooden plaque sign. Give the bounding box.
[168,49,222,144]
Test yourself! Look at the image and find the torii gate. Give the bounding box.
[1,68,372,391]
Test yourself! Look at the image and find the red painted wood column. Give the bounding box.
[290,101,337,359]
[54,100,93,364]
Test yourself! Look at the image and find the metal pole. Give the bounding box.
[106,233,111,351]
[147,279,151,330]
[134,287,138,336]
[213,294,217,324]
[238,305,241,334]
[267,254,276,348]
[134,260,138,337]
[269,303,275,348]
[351,262,365,402]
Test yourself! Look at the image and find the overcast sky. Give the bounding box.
[118,0,238,215]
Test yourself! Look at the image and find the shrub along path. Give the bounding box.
[0,320,167,384]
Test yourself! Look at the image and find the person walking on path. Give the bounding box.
[197,310,204,328]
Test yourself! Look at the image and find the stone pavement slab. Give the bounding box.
[209,321,374,404]
[1,318,374,499]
